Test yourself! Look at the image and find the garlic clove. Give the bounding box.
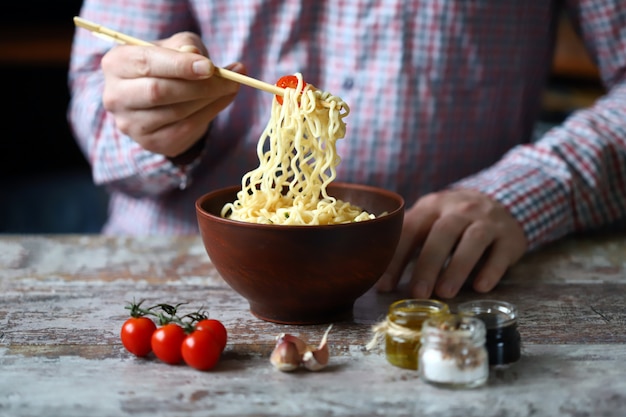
[270,339,302,372]
[277,332,308,355]
[302,324,333,371]
[302,350,327,371]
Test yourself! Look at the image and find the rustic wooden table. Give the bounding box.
[1,233,625,417]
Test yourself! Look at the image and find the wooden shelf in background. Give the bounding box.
[0,25,74,66]
[551,16,599,80]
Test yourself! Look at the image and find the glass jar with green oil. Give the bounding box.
[384,299,450,370]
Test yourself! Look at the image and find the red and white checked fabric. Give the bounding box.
[68,0,626,249]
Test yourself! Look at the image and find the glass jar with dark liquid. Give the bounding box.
[457,300,521,368]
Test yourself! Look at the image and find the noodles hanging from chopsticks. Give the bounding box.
[221,73,374,225]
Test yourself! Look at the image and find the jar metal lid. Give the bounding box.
[457,300,517,328]
[421,313,486,344]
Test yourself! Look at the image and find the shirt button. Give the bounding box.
[342,78,354,90]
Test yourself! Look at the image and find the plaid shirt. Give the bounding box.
[69,0,626,250]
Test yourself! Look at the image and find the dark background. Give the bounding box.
[0,5,604,234]
[1,1,109,233]
[1,2,85,176]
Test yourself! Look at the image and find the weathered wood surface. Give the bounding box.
[1,233,625,417]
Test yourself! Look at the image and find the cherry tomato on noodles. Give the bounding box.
[275,75,306,105]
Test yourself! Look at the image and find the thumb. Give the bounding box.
[188,56,215,79]
[152,32,214,79]
[177,46,215,79]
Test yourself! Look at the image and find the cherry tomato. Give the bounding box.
[275,75,306,105]
[120,316,157,357]
[151,323,186,365]
[182,329,222,371]
[195,319,228,351]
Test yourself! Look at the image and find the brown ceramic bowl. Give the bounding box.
[195,182,404,324]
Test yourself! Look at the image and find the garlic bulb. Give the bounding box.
[269,325,333,372]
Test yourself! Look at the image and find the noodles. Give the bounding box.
[221,73,375,225]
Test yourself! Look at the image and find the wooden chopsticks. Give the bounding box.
[73,17,284,97]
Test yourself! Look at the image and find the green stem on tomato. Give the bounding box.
[124,299,211,333]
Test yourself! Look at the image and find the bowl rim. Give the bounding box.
[195,181,405,229]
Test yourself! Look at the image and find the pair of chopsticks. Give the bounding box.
[73,17,284,97]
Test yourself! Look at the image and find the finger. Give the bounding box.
[433,221,494,298]
[130,94,238,156]
[178,45,203,54]
[224,61,247,74]
[408,214,470,298]
[115,98,214,137]
[472,237,525,293]
[151,92,237,136]
[158,32,210,58]
[376,200,441,292]
[375,223,419,292]
[102,44,215,81]
[105,67,240,111]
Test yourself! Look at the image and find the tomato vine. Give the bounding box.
[120,299,227,371]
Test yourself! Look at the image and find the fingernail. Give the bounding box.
[437,283,456,298]
[192,59,212,77]
[413,281,430,298]
[226,62,244,72]
[179,44,200,53]
[474,279,491,293]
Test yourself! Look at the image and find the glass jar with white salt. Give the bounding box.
[418,314,488,389]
